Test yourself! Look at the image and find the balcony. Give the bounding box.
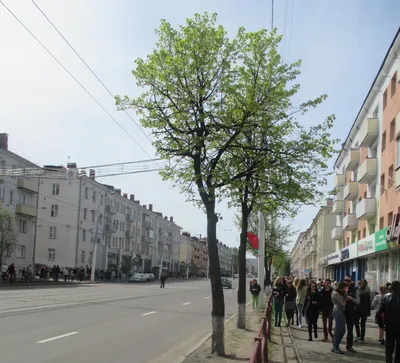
[343,213,357,231]
[15,204,37,218]
[17,178,38,193]
[106,205,117,215]
[344,181,358,201]
[105,224,117,234]
[357,158,377,184]
[331,226,343,240]
[334,174,345,188]
[356,198,376,220]
[142,220,150,228]
[344,149,359,171]
[359,118,379,148]
[394,113,400,139]
[332,199,344,215]
[125,230,132,239]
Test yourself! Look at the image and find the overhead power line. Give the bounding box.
[0,1,155,163]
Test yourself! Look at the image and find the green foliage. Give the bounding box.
[0,210,18,263]
[121,255,133,274]
[273,251,291,276]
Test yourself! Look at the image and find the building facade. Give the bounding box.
[0,133,39,273]
[290,232,304,277]
[218,242,233,277]
[324,28,400,293]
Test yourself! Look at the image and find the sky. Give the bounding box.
[1,0,399,251]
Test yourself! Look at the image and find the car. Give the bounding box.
[143,273,155,282]
[129,273,147,283]
[221,277,232,289]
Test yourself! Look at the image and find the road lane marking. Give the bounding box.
[37,332,79,344]
[142,311,157,316]
[204,296,210,299]
[182,302,191,305]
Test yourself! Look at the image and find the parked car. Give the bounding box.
[143,273,155,282]
[221,277,232,289]
[129,273,147,283]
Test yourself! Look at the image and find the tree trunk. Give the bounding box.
[206,205,225,355]
[237,205,249,329]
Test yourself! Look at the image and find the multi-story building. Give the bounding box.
[0,133,39,272]
[218,242,233,277]
[192,238,208,276]
[325,28,400,293]
[290,232,304,277]
[246,258,257,276]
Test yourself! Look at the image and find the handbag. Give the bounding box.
[285,300,296,311]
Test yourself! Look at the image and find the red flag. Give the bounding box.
[247,232,259,250]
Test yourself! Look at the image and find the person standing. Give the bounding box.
[331,282,348,354]
[344,275,360,353]
[272,276,286,327]
[320,278,334,341]
[354,279,371,343]
[372,285,387,345]
[377,280,400,363]
[303,282,321,341]
[296,278,308,328]
[250,279,261,312]
[285,280,297,326]
[160,273,166,288]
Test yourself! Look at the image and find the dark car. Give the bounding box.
[221,277,232,289]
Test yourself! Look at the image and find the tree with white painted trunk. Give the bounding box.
[0,210,18,264]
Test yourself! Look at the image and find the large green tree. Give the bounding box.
[116,13,336,354]
[0,210,18,264]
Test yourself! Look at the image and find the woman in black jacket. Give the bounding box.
[355,279,371,343]
[285,280,297,326]
[272,276,287,327]
[303,282,321,341]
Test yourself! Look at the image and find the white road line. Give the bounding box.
[141,311,157,316]
[182,302,191,305]
[204,296,210,299]
[37,332,79,344]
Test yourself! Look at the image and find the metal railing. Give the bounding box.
[249,294,273,363]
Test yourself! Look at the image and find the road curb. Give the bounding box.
[172,301,251,363]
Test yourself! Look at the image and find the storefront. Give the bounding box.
[357,233,375,281]
[327,242,358,282]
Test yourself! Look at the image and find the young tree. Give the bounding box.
[0,210,18,264]
[116,13,336,353]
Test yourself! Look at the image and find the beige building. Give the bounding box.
[290,232,304,277]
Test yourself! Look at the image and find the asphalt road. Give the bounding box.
[0,280,240,363]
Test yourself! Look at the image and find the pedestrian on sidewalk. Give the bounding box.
[303,282,320,341]
[284,280,297,326]
[320,278,334,341]
[371,284,386,345]
[272,276,286,327]
[296,278,308,328]
[354,279,371,344]
[344,275,360,353]
[377,280,400,363]
[250,279,261,311]
[331,281,348,354]
[160,273,166,288]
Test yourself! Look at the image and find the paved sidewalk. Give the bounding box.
[288,317,385,363]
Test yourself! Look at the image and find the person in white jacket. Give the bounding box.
[371,284,387,344]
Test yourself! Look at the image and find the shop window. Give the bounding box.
[379,217,384,230]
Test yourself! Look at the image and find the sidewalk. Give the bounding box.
[288,316,385,363]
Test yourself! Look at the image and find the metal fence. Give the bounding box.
[249,294,273,363]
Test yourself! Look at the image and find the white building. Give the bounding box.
[218,242,233,276]
[0,133,39,272]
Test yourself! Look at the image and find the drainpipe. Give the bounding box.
[74,178,83,266]
[32,177,40,270]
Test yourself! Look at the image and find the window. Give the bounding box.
[380,173,385,193]
[83,229,87,241]
[91,210,95,223]
[49,226,57,239]
[370,223,376,234]
[390,118,396,141]
[93,191,97,203]
[383,89,388,110]
[17,219,27,233]
[81,250,85,264]
[16,245,25,258]
[83,208,87,220]
[388,212,394,227]
[100,195,104,206]
[379,217,384,230]
[358,230,361,241]
[9,190,13,205]
[51,205,58,217]
[391,74,397,97]
[389,165,394,187]
[85,187,89,199]
[363,227,366,239]
[48,248,56,260]
[52,183,60,195]
[20,194,26,205]
[382,131,387,152]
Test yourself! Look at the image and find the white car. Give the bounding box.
[129,273,147,283]
[143,273,155,282]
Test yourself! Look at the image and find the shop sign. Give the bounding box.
[375,227,389,252]
[357,234,375,257]
[386,213,400,249]
[327,252,341,265]
[340,248,350,261]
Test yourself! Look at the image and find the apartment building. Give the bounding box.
[325,28,400,292]
[0,133,39,272]
[192,238,208,276]
[246,258,257,276]
[290,232,304,277]
[35,162,182,274]
[218,242,233,277]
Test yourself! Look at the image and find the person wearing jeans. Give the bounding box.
[320,279,334,341]
[296,278,308,328]
[344,275,360,353]
[355,280,371,343]
[272,276,286,327]
[331,282,348,354]
[250,279,261,311]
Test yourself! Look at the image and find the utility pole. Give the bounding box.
[90,215,100,283]
[257,211,265,309]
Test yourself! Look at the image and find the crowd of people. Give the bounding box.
[266,275,400,363]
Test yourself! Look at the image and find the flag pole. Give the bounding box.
[257,211,265,310]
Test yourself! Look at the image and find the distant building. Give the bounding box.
[246,258,257,276]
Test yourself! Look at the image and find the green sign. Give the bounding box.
[375,227,388,252]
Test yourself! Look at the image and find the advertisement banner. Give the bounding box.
[375,227,389,252]
[358,234,375,257]
[327,252,341,265]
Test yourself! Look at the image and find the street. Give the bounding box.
[0,280,238,363]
